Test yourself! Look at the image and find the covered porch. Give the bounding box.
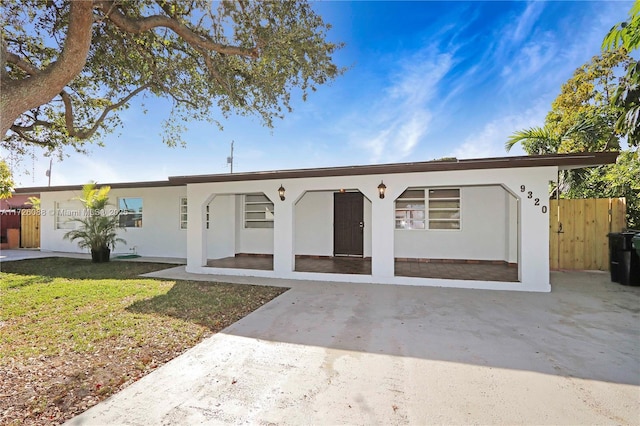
[207,254,518,282]
[179,155,577,292]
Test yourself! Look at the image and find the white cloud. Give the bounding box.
[353,47,453,163]
[54,156,127,186]
[450,101,549,159]
[512,2,546,43]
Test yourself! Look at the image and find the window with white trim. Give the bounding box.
[395,188,460,230]
[205,204,210,229]
[118,197,143,228]
[179,197,187,229]
[54,201,78,230]
[395,189,425,229]
[244,193,274,228]
[427,188,460,229]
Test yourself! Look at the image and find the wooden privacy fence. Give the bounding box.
[20,209,41,248]
[549,198,626,271]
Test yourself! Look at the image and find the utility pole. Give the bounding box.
[46,158,52,187]
[227,140,234,173]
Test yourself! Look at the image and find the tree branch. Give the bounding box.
[0,40,8,81]
[95,0,259,59]
[160,87,198,108]
[10,119,54,132]
[9,125,56,148]
[1,1,94,137]
[60,84,152,139]
[5,50,40,75]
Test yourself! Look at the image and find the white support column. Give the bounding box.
[273,189,296,276]
[503,167,556,292]
[370,194,395,278]
[186,185,207,272]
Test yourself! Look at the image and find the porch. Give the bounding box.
[186,164,556,291]
[207,255,518,282]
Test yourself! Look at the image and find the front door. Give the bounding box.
[334,192,364,256]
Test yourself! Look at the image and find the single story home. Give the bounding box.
[14,152,617,292]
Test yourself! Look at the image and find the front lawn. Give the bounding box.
[0,258,287,425]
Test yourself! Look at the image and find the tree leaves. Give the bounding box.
[0,160,15,199]
[2,0,344,156]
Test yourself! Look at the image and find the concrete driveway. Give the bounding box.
[68,271,639,425]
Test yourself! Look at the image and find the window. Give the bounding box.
[395,188,460,230]
[205,204,210,230]
[179,197,187,229]
[395,189,425,229]
[54,201,78,230]
[244,193,274,228]
[428,188,460,229]
[118,197,143,228]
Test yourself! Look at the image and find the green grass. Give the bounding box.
[0,258,288,360]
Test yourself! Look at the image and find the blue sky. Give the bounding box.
[7,1,634,187]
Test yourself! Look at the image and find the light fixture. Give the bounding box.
[377,181,386,199]
[278,185,286,201]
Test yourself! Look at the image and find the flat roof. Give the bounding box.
[14,152,618,193]
[14,180,181,193]
[168,151,618,183]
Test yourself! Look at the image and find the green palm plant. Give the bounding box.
[63,182,126,262]
[26,196,40,209]
[505,120,603,197]
[505,125,561,154]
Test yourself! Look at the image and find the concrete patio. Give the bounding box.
[67,269,639,425]
[206,254,518,282]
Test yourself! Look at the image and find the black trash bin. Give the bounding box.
[608,231,640,285]
[608,232,623,283]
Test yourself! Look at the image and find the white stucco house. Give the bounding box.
[15,152,617,292]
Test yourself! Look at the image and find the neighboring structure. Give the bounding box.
[0,193,40,249]
[15,152,617,292]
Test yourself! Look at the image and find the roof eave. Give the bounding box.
[13,152,619,192]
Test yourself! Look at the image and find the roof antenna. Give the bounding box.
[226,140,234,174]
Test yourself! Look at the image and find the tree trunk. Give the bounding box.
[0,2,94,137]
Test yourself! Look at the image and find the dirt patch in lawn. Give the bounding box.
[0,258,287,425]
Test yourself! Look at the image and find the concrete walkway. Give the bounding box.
[0,249,185,264]
[66,270,639,425]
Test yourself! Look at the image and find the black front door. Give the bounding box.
[334,192,364,256]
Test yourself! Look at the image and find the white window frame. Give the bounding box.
[427,188,461,230]
[243,193,274,229]
[54,201,78,230]
[179,197,188,230]
[395,187,461,231]
[118,197,143,228]
[395,189,425,230]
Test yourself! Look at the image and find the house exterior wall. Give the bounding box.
[507,192,518,263]
[394,185,510,261]
[207,194,236,259]
[294,191,372,257]
[186,165,556,292]
[294,191,333,256]
[39,186,187,258]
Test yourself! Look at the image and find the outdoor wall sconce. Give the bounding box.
[278,185,286,201]
[378,181,386,199]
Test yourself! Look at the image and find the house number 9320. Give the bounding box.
[520,185,547,214]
